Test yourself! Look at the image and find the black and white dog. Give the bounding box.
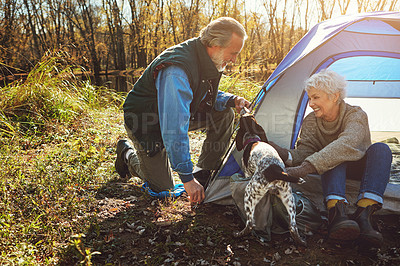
[234,113,306,246]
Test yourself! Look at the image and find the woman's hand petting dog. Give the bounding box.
[286,161,316,177]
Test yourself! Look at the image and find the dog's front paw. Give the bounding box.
[290,231,307,247]
[290,227,307,247]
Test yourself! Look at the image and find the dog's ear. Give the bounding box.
[263,164,304,183]
[250,116,269,143]
[254,122,268,143]
[235,127,245,151]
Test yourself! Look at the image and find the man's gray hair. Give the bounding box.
[305,69,347,102]
[200,17,247,48]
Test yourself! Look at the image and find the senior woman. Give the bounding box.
[270,69,392,247]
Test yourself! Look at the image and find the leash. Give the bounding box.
[206,105,254,189]
[240,106,251,116]
[205,84,268,190]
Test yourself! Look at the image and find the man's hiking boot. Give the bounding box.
[351,204,383,248]
[193,170,211,189]
[328,200,360,241]
[115,139,133,178]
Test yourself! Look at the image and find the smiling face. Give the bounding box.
[207,33,244,72]
[307,87,341,122]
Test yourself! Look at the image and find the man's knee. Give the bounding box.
[211,108,235,127]
[204,108,233,134]
[221,108,235,132]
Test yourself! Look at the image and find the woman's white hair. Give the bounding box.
[304,69,347,102]
[200,17,247,48]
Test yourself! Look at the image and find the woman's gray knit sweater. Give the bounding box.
[290,101,371,175]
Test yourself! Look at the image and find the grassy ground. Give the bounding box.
[1,54,399,265]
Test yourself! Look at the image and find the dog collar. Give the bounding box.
[243,136,261,148]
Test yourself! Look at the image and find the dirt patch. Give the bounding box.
[59,177,400,265]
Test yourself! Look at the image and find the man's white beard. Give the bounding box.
[210,49,226,72]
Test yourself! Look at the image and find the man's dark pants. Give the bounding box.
[124,108,234,192]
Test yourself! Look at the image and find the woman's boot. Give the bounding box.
[351,204,383,248]
[328,200,360,240]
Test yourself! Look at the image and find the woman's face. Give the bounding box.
[307,87,340,122]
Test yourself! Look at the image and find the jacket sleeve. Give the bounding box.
[156,65,194,183]
[214,90,235,111]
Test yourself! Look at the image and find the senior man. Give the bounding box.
[115,17,250,203]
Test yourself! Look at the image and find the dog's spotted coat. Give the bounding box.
[234,114,306,246]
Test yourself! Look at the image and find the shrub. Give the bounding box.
[0,50,123,137]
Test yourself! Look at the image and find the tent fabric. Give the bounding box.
[264,11,400,88]
[205,11,400,215]
[345,19,400,34]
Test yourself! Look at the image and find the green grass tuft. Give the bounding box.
[219,71,263,105]
[0,50,124,138]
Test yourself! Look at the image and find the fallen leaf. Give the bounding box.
[105,232,114,243]
[126,222,135,229]
[273,252,281,261]
[226,244,234,256]
[154,219,172,227]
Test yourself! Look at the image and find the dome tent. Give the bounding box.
[205,11,400,215]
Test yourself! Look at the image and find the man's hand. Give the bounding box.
[234,96,251,114]
[286,161,316,178]
[183,179,205,203]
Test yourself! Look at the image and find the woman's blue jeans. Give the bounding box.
[321,143,392,205]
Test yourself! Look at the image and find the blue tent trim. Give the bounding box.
[318,51,400,75]
[218,152,244,177]
[291,91,309,149]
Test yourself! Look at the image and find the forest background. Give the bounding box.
[2,0,399,88]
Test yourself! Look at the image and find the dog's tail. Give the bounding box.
[263,164,304,184]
